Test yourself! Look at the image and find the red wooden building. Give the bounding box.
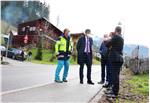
[12,17,62,49]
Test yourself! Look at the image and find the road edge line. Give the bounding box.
[88,87,105,103]
[0,83,50,96]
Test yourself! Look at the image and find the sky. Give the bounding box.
[41,0,150,47]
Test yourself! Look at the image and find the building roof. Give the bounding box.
[10,30,17,36]
[70,33,84,37]
[18,17,63,34]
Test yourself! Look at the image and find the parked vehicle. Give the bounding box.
[7,48,27,60]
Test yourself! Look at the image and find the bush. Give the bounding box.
[35,47,43,60]
[35,40,43,61]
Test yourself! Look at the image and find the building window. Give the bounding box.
[33,27,36,31]
[22,27,25,31]
[29,27,36,31]
[29,27,31,31]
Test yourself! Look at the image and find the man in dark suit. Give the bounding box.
[106,26,124,98]
[76,29,94,85]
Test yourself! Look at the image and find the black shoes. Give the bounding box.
[106,93,118,98]
[105,90,113,94]
[80,81,83,84]
[63,80,68,82]
[105,89,118,98]
[103,82,110,88]
[55,79,68,83]
[106,86,112,91]
[80,81,94,85]
[55,80,63,83]
[98,80,104,84]
[87,81,94,85]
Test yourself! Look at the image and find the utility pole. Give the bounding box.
[6,33,10,58]
[56,15,60,27]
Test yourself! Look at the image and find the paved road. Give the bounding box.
[1,58,103,102]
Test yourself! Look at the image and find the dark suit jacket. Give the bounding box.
[106,34,124,63]
[76,35,93,65]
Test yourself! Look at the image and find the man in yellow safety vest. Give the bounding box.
[55,28,73,83]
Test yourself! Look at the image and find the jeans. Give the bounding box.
[55,60,70,81]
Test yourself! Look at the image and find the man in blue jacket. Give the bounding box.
[98,34,110,85]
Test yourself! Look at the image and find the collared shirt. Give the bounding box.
[84,36,90,53]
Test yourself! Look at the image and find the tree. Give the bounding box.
[35,35,43,60]
[1,1,50,27]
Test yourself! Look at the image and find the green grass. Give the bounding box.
[93,58,100,65]
[115,69,149,103]
[28,48,100,65]
[127,73,149,96]
[29,48,57,64]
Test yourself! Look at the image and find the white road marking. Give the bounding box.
[0,83,50,96]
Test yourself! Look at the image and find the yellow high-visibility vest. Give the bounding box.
[55,36,73,54]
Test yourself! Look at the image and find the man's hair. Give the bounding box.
[109,32,115,37]
[64,28,70,33]
[85,29,91,34]
[115,26,122,34]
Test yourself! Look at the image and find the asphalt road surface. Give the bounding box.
[1,58,103,103]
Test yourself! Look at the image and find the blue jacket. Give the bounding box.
[99,41,108,57]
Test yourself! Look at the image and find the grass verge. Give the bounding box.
[98,68,149,103]
[27,48,100,65]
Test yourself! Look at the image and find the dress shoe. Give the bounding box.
[80,81,83,84]
[106,86,112,91]
[104,90,114,94]
[106,93,118,98]
[87,81,94,85]
[103,82,110,88]
[98,80,104,84]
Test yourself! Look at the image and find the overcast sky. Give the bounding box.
[41,0,150,47]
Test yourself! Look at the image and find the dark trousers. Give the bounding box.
[101,58,107,82]
[101,58,111,83]
[21,55,24,61]
[111,62,123,95]
[106,60,112,86]
[79,54,92,82]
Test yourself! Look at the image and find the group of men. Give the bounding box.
[54,26,124,98]
[98,27,124,98]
